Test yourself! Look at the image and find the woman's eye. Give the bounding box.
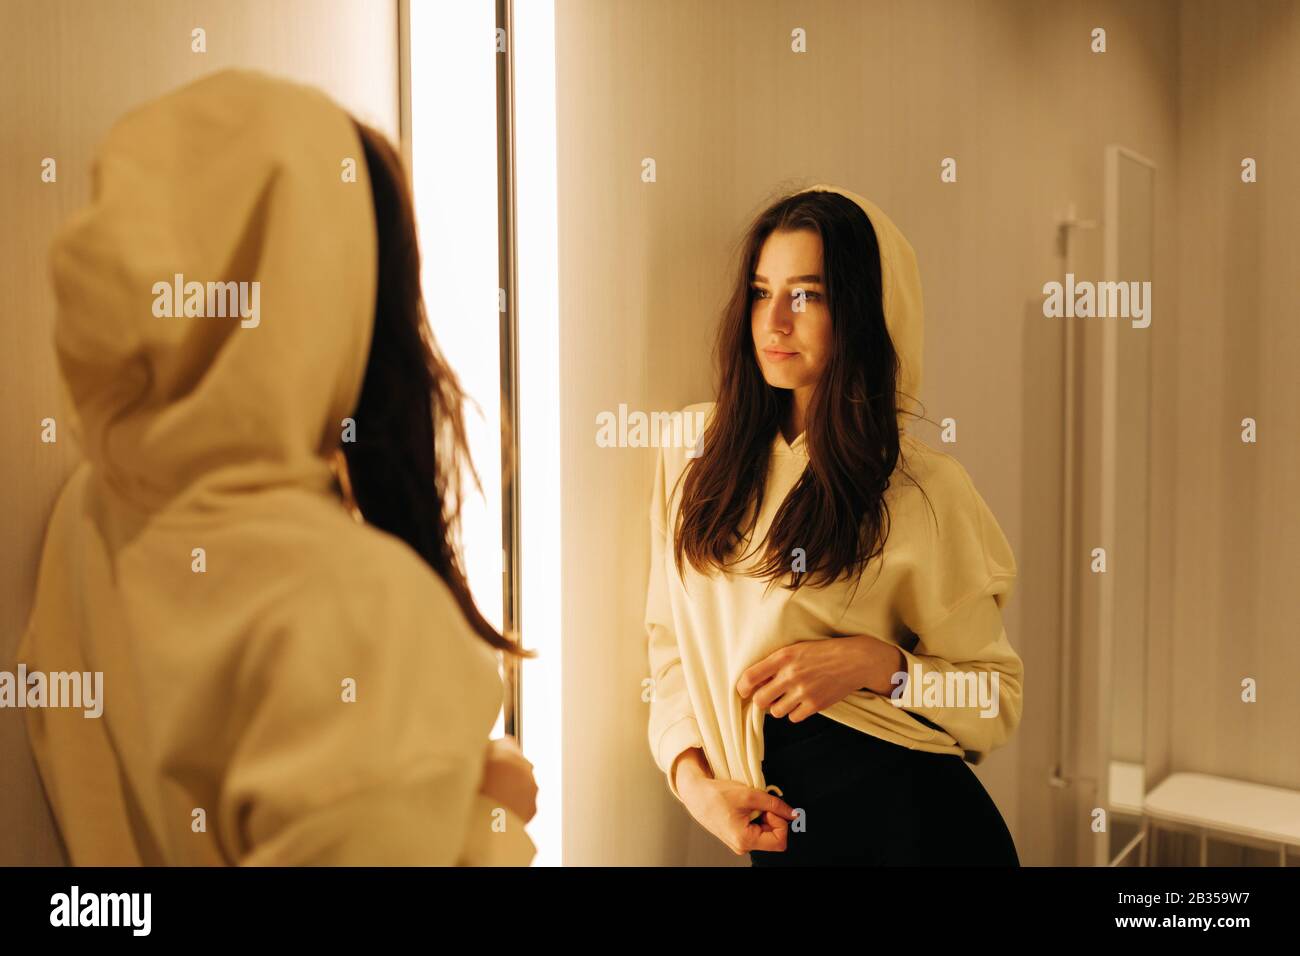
[749,287,819,302]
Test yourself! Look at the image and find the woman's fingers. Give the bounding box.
[750,676,789,712]
[736,649,785,698]
[725,788,799,853]
[747,789,797,820]
[765,691,790,717]
[786,700,818,722]
[756,811,791,849]
[740,809,790,853]
[480,738,539,822]
[488,735,532,767]
[690,778,800,854]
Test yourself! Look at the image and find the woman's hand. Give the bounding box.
[674,750,797,855]
[479,735,538,823]
[736,634,905,722]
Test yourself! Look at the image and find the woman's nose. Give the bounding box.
[763,294,796,333]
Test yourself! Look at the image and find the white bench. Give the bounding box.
[1137,772,1300,866]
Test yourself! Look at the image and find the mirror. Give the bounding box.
[1101,145,1156,865]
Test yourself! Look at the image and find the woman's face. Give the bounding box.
[750,228,832,392]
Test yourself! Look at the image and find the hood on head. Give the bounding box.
[796,184,924,433]
[50,68,377,509]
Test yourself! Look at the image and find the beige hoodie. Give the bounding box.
[16,69,533,865]
[646,185,1023,802]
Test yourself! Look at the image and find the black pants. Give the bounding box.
[749,712,1020,866]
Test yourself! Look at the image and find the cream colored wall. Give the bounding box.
[1152,0,1300,865]
[0,0,400,866]
[554,0,1182,866]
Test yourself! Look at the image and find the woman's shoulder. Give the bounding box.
[255,498,498,664]
[896,431,978,493]
[893,431,1017,585]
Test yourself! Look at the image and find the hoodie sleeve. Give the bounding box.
[646,444,706,800]
[891,456,1023,758]
[220,554,534,866]
[233,757,536,867]
[894,590,1024,757]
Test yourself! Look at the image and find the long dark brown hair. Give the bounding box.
[344,120,531,659]
[674,189,929,594]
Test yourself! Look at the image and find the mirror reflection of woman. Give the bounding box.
[645,185,1023,866]
[19,70,536,866]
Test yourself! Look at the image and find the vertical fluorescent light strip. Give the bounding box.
[513,0,561,866]
[409,0,560,865]
[408,16,504,655]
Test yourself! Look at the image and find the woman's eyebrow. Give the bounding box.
[751,273,824,284]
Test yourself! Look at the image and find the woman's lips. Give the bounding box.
[762,348,799,362]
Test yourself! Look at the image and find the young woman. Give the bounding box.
[19,69,536,865]
[645,184,1024,866]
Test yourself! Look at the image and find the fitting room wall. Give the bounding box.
[0,0,400,866]
[1150,1,1300,865]
[554,0,1180,866]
